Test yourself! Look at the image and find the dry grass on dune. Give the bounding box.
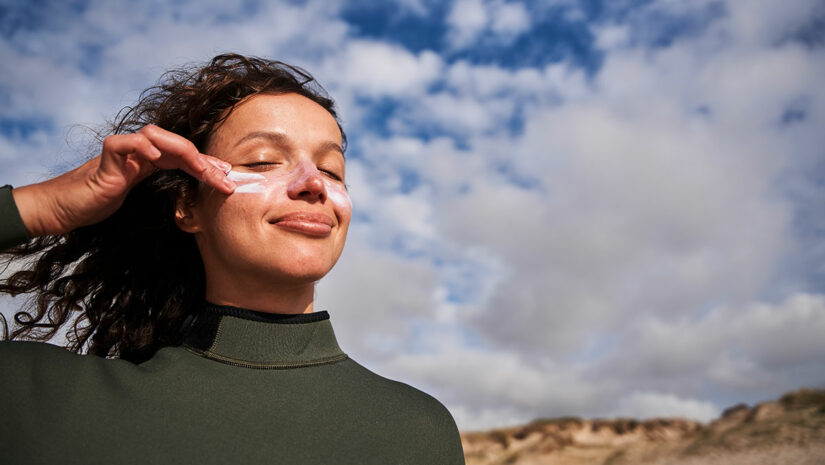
[461,388,825,465]
[605,445,825,465]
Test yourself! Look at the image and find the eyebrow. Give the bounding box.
[233,131,345,158]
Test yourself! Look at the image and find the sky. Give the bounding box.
[1,0,824,431]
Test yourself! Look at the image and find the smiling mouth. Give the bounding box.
[271,212,335,237]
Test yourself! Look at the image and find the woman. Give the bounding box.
[0,54,465,464]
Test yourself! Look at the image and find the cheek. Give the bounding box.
[226,171,352,227]
[227,169,352,219]
[207,172,285,233]
[227,171,269,194]
[226,170,289,199]
[323,179,352,217]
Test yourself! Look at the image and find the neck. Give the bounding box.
[203,276,315,315]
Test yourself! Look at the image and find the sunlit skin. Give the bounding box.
[175,93,351,314]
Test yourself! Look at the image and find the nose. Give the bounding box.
[286,162,327,203]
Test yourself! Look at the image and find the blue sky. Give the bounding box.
[1,0,825,430]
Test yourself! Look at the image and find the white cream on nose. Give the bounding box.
[226,164,351,212]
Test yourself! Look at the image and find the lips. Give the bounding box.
[270,211,335,237]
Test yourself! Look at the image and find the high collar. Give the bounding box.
[182,303,347,369]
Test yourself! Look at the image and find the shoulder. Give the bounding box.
[0,341,85,416]
[0,340,153,417]
[343,357,455,416]
[0,340,140,384]
[337,357,466,463]
[0,340,77,367]
[0,340,87,384]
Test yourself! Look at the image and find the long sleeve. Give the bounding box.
[0,185,30,251]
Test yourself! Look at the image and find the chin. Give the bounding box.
[262,259,336,284]
[204,241,340,285]
[274,248,339,278]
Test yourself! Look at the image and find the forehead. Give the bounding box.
[207,92,342,156]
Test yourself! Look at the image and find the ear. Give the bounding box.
[174,195,201,234]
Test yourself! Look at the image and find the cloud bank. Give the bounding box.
[2,0,824,430]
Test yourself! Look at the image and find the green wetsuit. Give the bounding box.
[0,186,465,464]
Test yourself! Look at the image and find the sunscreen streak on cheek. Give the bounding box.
[324,179,352,211]
[226,170,267,194]
[226,165,351,212]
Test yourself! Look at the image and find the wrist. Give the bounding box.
[11,184,53,237]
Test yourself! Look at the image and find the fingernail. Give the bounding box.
[217,160,232,174]
[205,157,231,174]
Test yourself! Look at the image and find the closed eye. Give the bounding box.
[242,161,280,170]
[321,169,343,181]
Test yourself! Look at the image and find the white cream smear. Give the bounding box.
[226,170,267,193]
[226,163,352,212]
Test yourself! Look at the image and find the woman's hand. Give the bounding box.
[11,124,236,237]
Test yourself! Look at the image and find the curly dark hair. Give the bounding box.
[0,53,346,363]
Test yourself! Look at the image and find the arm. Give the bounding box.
[5,125,235,243]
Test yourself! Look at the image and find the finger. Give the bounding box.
[203,154,232,174]
[139,125,234,193]
[181,153,235,194]
[139,124,208,174]
[201,162,236,194]
[192,156,235,194]
[99,133,161,178]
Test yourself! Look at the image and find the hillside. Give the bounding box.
[460,388,825,465]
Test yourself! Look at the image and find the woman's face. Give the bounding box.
[181,93,351,288]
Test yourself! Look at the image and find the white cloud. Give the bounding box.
[0,0,352,185]
[598,293,825,396]
[723,0,825,47]
[437,90,792,355]
[321,40,443,99]
[394,0,432,17]
[331,0,824,421]
[444,59,590,103]
[490,2,530,37]
[393,91,515,136]
[613,391,720,422]
[377,341,613,430]
[446,0,489,49]
[593,24,631,51]
[355,0,823,429]
[3,0,825,433]
[315,230,442,358]
[446,0,532,49]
